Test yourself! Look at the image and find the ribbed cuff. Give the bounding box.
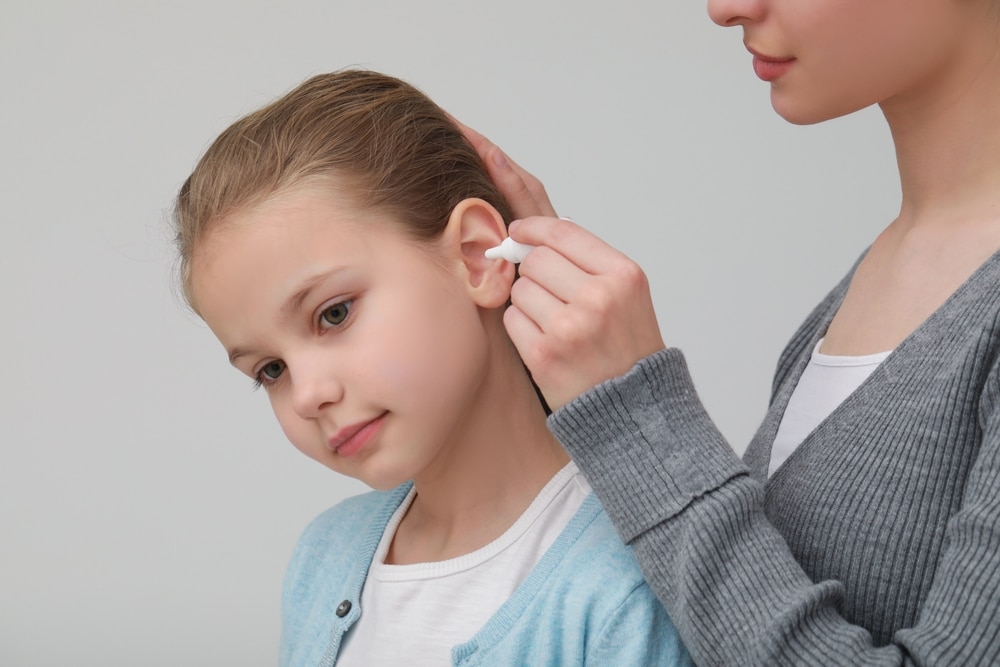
[548,348,749,542]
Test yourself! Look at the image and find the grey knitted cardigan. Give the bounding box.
[549,251,1000,665]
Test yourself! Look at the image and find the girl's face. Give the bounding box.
[707,0,992,124]
[191,185,504,491]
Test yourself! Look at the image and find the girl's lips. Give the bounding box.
[328,413,387,458]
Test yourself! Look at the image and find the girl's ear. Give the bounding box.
[443,198,516,308]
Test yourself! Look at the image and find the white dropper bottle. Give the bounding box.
[484,237,534,264]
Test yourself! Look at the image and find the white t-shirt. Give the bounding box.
[768,339,892,478]
[336,462,591,665]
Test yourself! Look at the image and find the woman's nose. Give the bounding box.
[707,0,764,28]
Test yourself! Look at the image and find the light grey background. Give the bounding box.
[1,1,899,665]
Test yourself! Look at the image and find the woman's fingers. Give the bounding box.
[500,217,666,411]
[516,245,590,306]
[484,146,558,219]
[508,216,627,276]
[508,272,569,333]
[452,116,558,219]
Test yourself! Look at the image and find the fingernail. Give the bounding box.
[508,219,521,233]
[492,147,509,170]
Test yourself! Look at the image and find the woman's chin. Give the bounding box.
[771,90,866,126]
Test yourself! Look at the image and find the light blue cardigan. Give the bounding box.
[280,484,692,666]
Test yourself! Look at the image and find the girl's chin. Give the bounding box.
[361,475,409,492]
[344,462,413,492]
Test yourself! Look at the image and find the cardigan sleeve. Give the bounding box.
[548,347,1000,666]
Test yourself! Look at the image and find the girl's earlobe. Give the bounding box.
[448,198,516,308]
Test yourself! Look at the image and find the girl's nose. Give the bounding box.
[707,0,764,27]
[290,364,344,419]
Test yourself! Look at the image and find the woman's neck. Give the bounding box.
[820,28,1000,356]
[385,340,570,565]
[883,29,1000,228]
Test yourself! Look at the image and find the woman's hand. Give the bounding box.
[503,216,666,411]
[457,121,666,410]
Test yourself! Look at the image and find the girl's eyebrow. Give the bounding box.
[227,266,350,367]
[279,266,350,320]
[228,347,250,367]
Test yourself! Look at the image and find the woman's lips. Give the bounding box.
[328,413,387,458]
[747,46,795,82]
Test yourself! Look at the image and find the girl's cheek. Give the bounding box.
[371,347,426,394]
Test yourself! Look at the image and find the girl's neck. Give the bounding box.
[385,341,570,565]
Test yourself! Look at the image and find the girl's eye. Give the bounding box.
[250,359,286,391]
[259,360,286,381]
[320,300,352,328]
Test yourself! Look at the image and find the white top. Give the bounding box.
[336,462,591,665]
[768,339,892,478]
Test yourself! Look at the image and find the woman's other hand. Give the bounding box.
[454,119,557,220]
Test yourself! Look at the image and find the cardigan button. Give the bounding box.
[336,600,352,617]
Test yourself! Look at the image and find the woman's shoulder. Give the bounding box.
[979,339,1000,427]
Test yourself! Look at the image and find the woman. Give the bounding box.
[459,0,1000,663]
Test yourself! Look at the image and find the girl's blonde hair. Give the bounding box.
[174,69,513,307]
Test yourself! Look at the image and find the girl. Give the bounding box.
[173,70,691,666]
[460,0,1000,664]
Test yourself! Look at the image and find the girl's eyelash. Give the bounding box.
[251,360,287,391]
[251,371,281,392]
